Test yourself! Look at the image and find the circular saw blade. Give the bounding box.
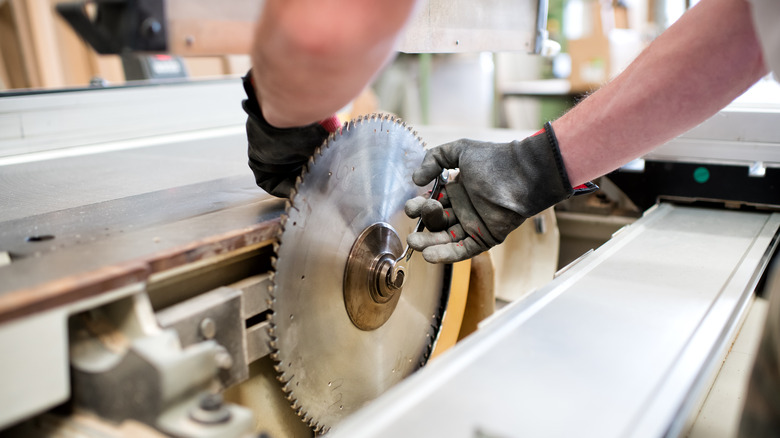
[269,114,450,433]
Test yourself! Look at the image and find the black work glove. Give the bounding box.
[242,71,341,198]
[405,123,597,263]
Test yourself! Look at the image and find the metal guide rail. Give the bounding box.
[331,203,780,438]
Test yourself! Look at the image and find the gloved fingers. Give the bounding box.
[431,186,450,206]
[421,237,485,264]
[404,196,428,219]
[412,141,470,186]
[408,221,469,248]
[405,197,446,228]
[407,226,459,252]
[417,200,458,232]
[441,208,458,229]
[405,184,456,230]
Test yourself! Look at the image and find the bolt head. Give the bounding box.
[199,317,217,340]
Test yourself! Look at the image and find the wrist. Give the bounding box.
[243,71,340,133]
[543,121,599,196]
[540,122,574,194]
[242,70,340,198]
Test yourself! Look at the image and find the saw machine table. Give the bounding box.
[0,80,291,436]
[0,80,479,437]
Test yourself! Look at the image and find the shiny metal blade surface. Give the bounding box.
[270,114,449,432]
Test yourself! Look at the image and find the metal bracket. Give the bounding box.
[69,292,253,436]
[56,0,167,54]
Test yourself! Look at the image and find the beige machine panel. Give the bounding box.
[164,0,545,56]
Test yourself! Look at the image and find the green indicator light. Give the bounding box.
[693,167,710,184]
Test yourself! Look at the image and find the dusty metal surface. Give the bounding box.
[0,199,282,324]
[0,127,282,323]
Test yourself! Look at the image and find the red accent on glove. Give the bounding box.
[319,115,341,133]
[532,128,545,137]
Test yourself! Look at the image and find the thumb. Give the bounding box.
[413,140,468,186]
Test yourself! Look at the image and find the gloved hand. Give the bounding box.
[242,71,341,198]
[405,122,597,263]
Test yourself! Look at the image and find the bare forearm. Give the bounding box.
[251,0,418,128]
[553,0,766,186]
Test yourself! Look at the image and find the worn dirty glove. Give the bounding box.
[405,123,597,263]
[242,71,341,198]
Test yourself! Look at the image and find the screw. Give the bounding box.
[534,216,546,234]
[389,265,406,290]
[190,393,231,424]
[140,17,162,37]
[200,393,222,411]
[215,349,234,370]
[199,318,216,340]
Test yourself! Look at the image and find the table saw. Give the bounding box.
[2,0,780,435]
[2,76,780,438]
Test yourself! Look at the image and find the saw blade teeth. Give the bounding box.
[268,114,447,432]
